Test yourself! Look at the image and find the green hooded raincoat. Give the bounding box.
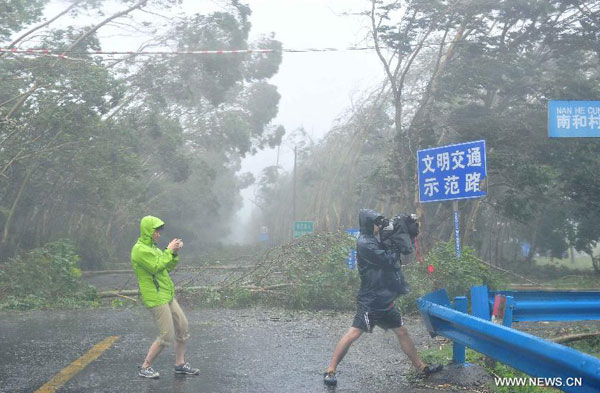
[131,215,179,307]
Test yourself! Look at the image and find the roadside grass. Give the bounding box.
[543,274,600,289]
[501,253,599,289]
[534,255,594,272]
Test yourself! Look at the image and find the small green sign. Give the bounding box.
[293,221,314,238]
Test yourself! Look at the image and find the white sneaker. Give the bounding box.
[174,362,200,375]
[138,366,160,379]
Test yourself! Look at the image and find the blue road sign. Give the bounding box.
[345,228,360,269]
[548,100,600,138]
[417,140,487,203]
[345,228,360,238]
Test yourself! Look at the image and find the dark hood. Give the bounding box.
[359,209,383,236]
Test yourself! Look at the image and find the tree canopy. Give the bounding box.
[0,0,283,267]
[254,0,600,269]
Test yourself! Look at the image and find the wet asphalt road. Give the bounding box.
[0,305,481,393]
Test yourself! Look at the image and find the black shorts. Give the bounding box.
[352,306,403,333]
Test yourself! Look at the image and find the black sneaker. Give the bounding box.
[323,371,337,386]
[421,364,443,377]
[138,366,160,379]
[174,362,200,375]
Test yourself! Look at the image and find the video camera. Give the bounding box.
[379,214,419,255]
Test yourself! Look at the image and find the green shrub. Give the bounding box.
[0,240,98,310]
[182,237,504,312]
[396,241,506,313]
[284,236,359,310]
[180,287,258,309]
[259,232,359,310]
[183,232,359,310]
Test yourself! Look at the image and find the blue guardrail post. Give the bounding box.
[470,285,490,320]
[503,295,514,327]
[453,296,468,364]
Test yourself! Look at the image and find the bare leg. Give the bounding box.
[174,340,186,366]
[142,340,165,368]
[392,326,426,371]
[327,327,363,372]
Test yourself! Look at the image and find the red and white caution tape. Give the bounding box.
[0,46,373,57]
[0,48,273,57]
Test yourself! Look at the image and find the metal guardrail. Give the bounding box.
[470,285,600,322]
[418,289,600,393]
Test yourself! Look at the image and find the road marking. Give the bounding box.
[35,335,120,393]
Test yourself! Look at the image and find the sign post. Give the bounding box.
[453,200,461,259]
[417,140,487,258]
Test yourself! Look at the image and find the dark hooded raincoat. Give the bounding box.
[356,209,403,312]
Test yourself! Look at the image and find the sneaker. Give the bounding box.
[138,366,160,379]
[174,362,200,375]
[323,371,337,386]
[421,363,443,377]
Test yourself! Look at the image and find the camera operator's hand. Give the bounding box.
[167,239,182,252]
[407,214,419,238]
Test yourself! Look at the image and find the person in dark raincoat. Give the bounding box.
[323,209,442,386]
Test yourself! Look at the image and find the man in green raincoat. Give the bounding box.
[131,215,199,379]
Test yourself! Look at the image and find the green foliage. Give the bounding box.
[111,298,126,309]
[181,232,359,310]
[396,241,505,313]
[186,287,257,309]
[0,240,98,310]
[0,1,284,266]
[254,0,600,270]
[282,233,359,310]
[0,0,48,41]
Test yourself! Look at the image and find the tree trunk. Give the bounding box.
[1,164,37,248]
[526,214,542,265]
[463,199,483,245]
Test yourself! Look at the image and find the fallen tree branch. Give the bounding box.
[474,257,544,286]
[114,293,137,302]
[97,283,290,298]
[506,285,600,291]
[552,332,600,344]
[83,265,254,276]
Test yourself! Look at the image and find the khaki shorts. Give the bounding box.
[148,298,190,346]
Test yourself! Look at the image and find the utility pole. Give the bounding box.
[292,146,297,239]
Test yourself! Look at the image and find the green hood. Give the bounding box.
[139,215,165,246]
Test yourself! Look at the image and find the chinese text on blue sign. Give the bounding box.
[548,100,600,138]
[417,140,487,203]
